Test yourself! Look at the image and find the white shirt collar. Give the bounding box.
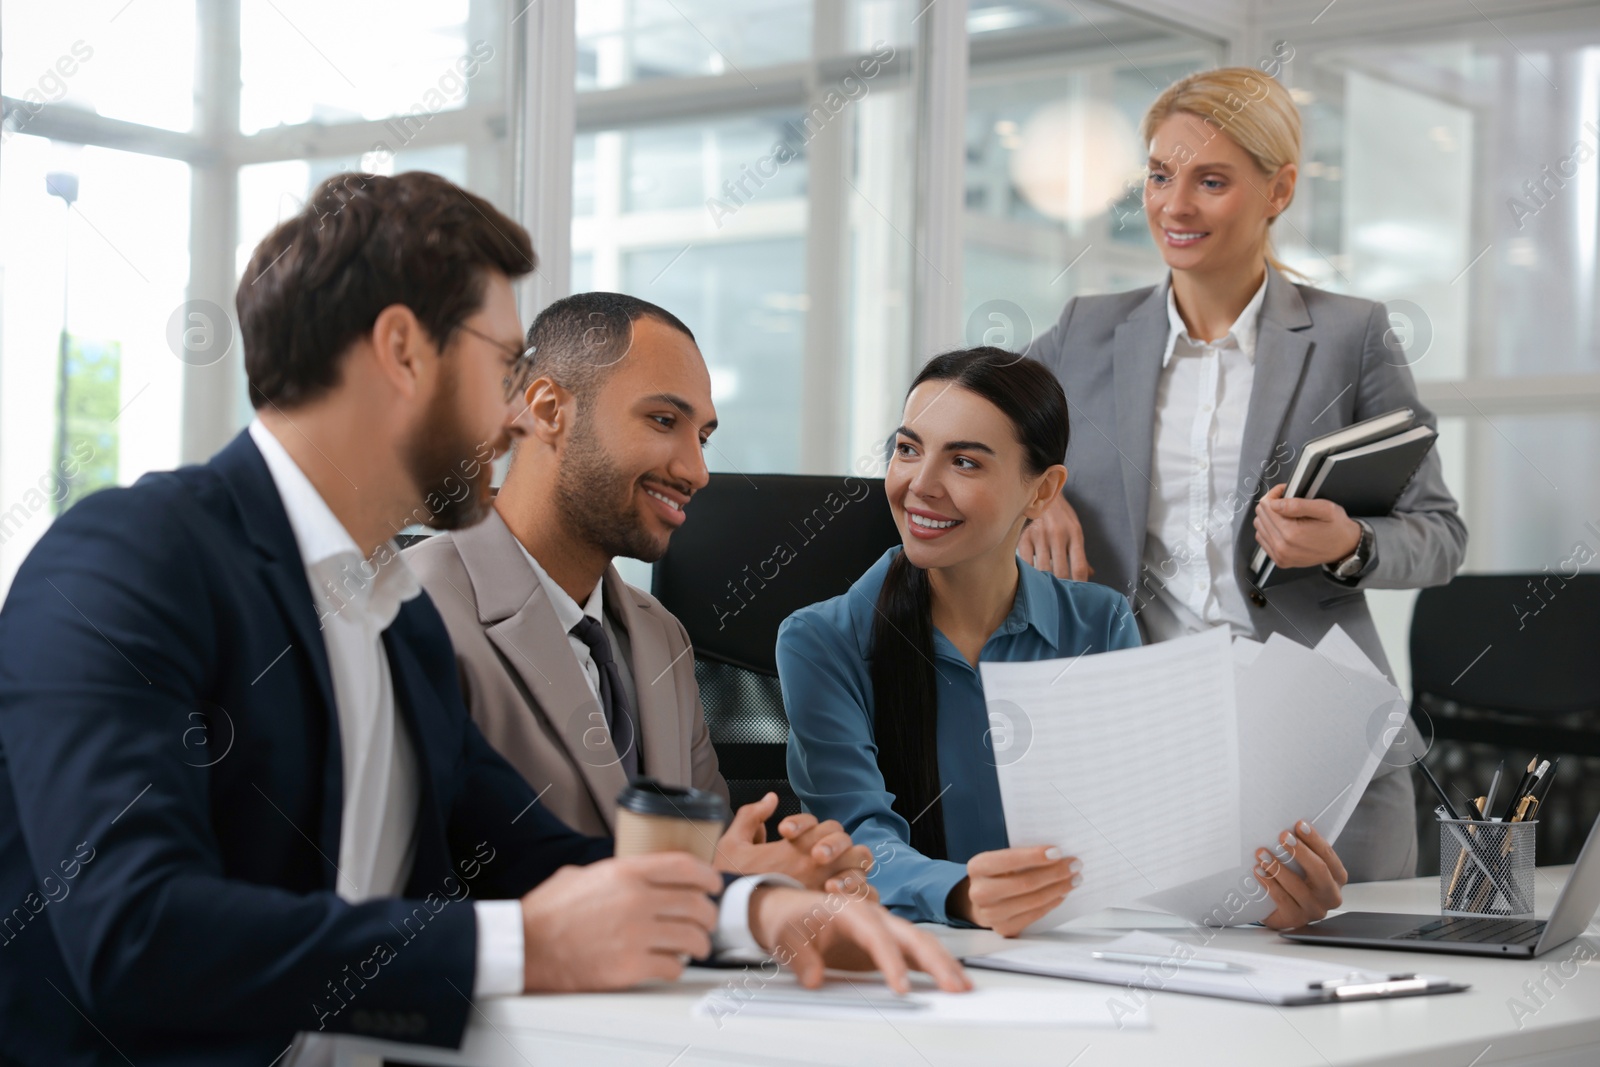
[513,538,605,633]
[248,419,420,628]
[1160,269,1270,368]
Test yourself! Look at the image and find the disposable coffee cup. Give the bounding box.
[614,778,729,863]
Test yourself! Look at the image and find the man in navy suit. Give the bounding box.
[0,171,966,1067]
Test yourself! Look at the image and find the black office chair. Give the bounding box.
[1408,573,1600,874]
[652,473,902,836]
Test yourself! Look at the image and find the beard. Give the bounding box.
[554,415,674,564]
[406,364,504,532]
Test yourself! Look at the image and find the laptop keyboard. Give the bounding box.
[1393,917,1545,945]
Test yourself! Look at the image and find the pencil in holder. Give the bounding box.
[1439,819,1535,920]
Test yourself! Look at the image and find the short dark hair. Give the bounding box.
[238,171,536,409]
[525,291,696,407]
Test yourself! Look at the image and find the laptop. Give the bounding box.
[1280,808,1600,958]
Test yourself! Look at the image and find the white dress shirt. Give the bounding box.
[514,544,640,723]
[1139,274,1268,643]
[248,420,524,1000]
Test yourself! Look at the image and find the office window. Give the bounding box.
[569,0,915,587]
[1,0,197,594]
[1289,21,1600,382]
[574,113,809,474]
[0,1,196,131]
[627,239,808,473]
[238,0,504,134]
[1278,5,1600,576]
[0,0,513,600]
[577,1,813,92]
[963,30,1217,350]
[844,71,917,467]
[231,6,511,423]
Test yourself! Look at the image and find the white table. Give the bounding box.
[333,866,1600,1066]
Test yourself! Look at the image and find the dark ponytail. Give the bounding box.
[869,347,1070,859]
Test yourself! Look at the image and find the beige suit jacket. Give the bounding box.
[403,510,726,836]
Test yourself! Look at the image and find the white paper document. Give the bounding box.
[981,627,1239,929]
[691,978,1148,1028]
[1141,630,1398,924]
[982,625,1401,928]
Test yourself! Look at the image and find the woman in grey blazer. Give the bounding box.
[1019,67,1467,884]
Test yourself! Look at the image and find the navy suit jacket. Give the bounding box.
[0,431,611,1066]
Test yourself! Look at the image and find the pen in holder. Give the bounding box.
[1439,819,1535,920]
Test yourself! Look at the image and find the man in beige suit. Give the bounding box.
[406,292,872,894]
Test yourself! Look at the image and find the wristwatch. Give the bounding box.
[1329,520,1374,581]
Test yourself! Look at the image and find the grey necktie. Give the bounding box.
[569,615,640,777]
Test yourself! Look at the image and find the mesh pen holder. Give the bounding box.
[1439,819,1535,920]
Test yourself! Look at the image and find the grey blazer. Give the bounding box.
[1023,264,1468,882]
[403,509,726,837]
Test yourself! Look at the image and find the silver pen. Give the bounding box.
[1090,950,1252,974]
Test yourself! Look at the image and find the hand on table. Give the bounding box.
[1256,819,1348,929]
[519,853,723,992]
[947,846,1082,937]
[748,886,972,994]
[1017,493,1093,582]
[1252,484,1363,569]
[714,792,877,900]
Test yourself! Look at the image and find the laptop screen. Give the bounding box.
[1536,809,1600,952]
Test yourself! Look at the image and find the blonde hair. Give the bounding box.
[1141,66,1303,278]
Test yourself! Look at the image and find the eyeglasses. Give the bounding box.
[457,323,537,401]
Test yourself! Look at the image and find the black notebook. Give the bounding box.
[1253,419,1437,588]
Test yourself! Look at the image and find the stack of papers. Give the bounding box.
[981,625,1403,930]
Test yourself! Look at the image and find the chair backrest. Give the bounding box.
[653,473,902,829]
[1408,573,1600,872]
[1410,573,1600,717]
[652,473,902,674]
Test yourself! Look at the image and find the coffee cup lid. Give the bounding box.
[616,777,729,823]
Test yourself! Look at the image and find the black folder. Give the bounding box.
[1254,422,1437,588]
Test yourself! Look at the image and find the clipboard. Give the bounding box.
[962,932,1470,1006]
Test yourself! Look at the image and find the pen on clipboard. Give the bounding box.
[1311,974,1435,998]
[1090,951,1252,974]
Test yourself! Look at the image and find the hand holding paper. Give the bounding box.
[980,627,1240,931]
[948,845,1083,936]
[981,625,1399,930]
[1252,819,1349,929]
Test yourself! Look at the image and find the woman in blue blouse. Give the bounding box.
[778,348,1348,935]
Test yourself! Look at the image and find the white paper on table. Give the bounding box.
[690,980,1148,1028]
[982,627,1240,931]
[1137,629,1401,926]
